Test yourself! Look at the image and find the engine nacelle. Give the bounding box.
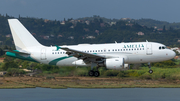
[105,58,124,70]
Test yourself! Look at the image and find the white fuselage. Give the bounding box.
[28,42,175,66]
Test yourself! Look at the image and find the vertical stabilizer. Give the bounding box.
[8,19,43,50]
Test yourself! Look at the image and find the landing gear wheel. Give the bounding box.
[149,70,153,74]
[94,71,100,77]
[88,70,94,76]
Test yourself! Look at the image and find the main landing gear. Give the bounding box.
[88,70,100,77]
[88,62,100,77]
[148,62,153,74]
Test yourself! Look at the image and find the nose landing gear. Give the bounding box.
[149,69,153,74]
[148,62,153,74]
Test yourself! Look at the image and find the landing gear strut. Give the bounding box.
[148,62,153,74]
[88,63,100,77]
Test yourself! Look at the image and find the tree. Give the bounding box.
[1,61,18,71]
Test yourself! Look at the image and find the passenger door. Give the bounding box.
[146,44,152,55]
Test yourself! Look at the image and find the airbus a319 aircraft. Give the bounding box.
[6,19,176,77]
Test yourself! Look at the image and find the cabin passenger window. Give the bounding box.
[129,49,131,51]
[134,49,136,50]
[126,49,128,51]
[115,49,117,51]
[123,49,125,51]
[52,52,54,54]
[108,50,110,52]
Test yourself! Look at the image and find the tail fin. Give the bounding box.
[8,19,43,50]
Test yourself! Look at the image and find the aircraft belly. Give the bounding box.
[55,57,77,66]
[128,55,140,63]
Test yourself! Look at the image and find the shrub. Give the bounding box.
[128,70,146,77]
[103,70,119,77]
[1,61,18,71]
[74,68,88,76]
[7,68,25,76]
[43,71,52,74]
[152,60,176,68]
[117,71,126,77]
[140,74,152,80]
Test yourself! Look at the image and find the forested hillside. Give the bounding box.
[0,14,180,49]
[134,18,180,29]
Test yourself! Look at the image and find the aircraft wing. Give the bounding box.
[60,47,105,59]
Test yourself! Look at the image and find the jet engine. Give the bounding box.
[105,58,124,70]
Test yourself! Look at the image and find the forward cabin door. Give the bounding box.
[41,48,46,60]
[146,44,152,55]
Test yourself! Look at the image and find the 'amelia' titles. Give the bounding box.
[124,44,144,48]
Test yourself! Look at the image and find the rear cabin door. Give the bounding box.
[41,48,46,60]
[146,44,152,55]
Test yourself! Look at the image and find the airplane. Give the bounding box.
[6,19,176,77]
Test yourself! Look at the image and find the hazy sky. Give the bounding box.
[0,0,180,22]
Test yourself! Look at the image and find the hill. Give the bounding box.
[0,14,180,48]
[133,18,180,29]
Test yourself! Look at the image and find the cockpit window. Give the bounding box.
[159,46,167,50]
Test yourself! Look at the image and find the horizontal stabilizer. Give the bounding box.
[4,50,30,55]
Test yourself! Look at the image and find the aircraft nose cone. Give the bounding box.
[171,50,176,58]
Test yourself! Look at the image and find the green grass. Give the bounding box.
[129,66,180,80]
